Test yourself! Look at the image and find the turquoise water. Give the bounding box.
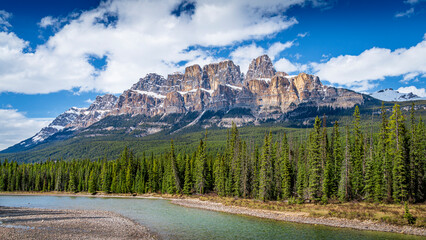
[0,195,421,240]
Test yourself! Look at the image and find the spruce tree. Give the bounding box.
[169,140,181,194]
[281,132,292,200]
[195,139,207,194]
[308,117,322,201]
[351,105,364,198]
[388,104,409,202]
[88,169,96,194]
[68,167,77,193]
[296,144,306,200]
[259,132,273,201]
[338,126,351,201]
[332,121,343,197]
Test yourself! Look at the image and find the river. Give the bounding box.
[0,195,421,240]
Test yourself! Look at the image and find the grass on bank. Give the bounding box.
[194,195,426,228]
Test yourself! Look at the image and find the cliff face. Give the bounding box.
[57,55,364,130]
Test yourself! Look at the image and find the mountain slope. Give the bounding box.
[0,54,394,156]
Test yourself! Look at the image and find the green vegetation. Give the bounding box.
[1,103,425,209]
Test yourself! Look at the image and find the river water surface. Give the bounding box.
[0,195,421,240]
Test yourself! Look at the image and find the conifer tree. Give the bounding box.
[101,162,110,193]
[169,140,181,194]
[183,155,192,195]
[240,141,250,198]
[195,139,207,194]
[332,121,342,196]
[309,117,322,201]
[259,132,273,201]
[388,104,409,202]
[296,144,306,200]
[351,105,364,198]
[68,167,77,193]
[88,169,96,194]
[281,132,292,199]
[338,126,351,201]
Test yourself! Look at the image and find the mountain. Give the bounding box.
[2,54,374,154]
[369,88,424,102]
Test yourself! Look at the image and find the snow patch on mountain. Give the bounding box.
[369,88,424,102]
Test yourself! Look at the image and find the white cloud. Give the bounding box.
[297,32,308,38]
[0,109,52,150]
[267,41,293,60]
[230,40,295,73]
[405,0,425,4]
[275,57,307,73]
[312,35,426,91]
[0,10,11,31]
[395,7,414,18]
[0,0,317,94]
[230,43,268,74]
[401,72,420,83]
[397,86,426,97]
[85,98,94,104]
[39,16,59,28]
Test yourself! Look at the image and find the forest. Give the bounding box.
[1,103,425,204]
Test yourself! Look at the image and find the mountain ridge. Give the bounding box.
[2,54,381,153]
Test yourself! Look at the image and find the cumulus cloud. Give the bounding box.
[397,86,426,97]
[0,109,52,150]
[312,35,426,91]
[0,0,319,94]
[230,40,295,73]
[275,57,307,73]
[230,44,266,74]
[267,41,294,60]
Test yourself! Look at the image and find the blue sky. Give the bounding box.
[0,0,425,149]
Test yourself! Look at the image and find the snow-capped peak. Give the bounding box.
[369,88,423,102]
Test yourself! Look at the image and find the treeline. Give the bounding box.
[0,103,425,203]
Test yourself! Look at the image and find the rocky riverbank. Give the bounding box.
[0,206,158,240]
[171,198,426,237]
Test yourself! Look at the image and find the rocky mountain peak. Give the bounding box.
[131,73,168,94]
[245,55,276,81]
[203,59,242,90]
[183,64,206,91]
[87,94,118,111]
[5,54,371,153]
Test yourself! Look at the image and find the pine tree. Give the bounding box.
[259,132,273,201]
[338,126,351,201]
[68,167,77,193]
[240,141,250,198]
[169,140,181,194]
[296,144,306,200]
[101,162,110,193]
[308,117,322,201]
[281,132,292,199]
[183,155,193,195]
[351,105,364,198]
[88,169,96,194]
[332,121,343,197]
[373,103,387,202]
[195,139,207,194]
[388,104,409,202]
[322,116,332,201]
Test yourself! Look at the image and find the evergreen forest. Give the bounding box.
[1,103,425,204]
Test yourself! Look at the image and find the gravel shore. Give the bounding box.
[0,206,158,240]
[171,198,426,237]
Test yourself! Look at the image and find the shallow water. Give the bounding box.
[0,195,421,240]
